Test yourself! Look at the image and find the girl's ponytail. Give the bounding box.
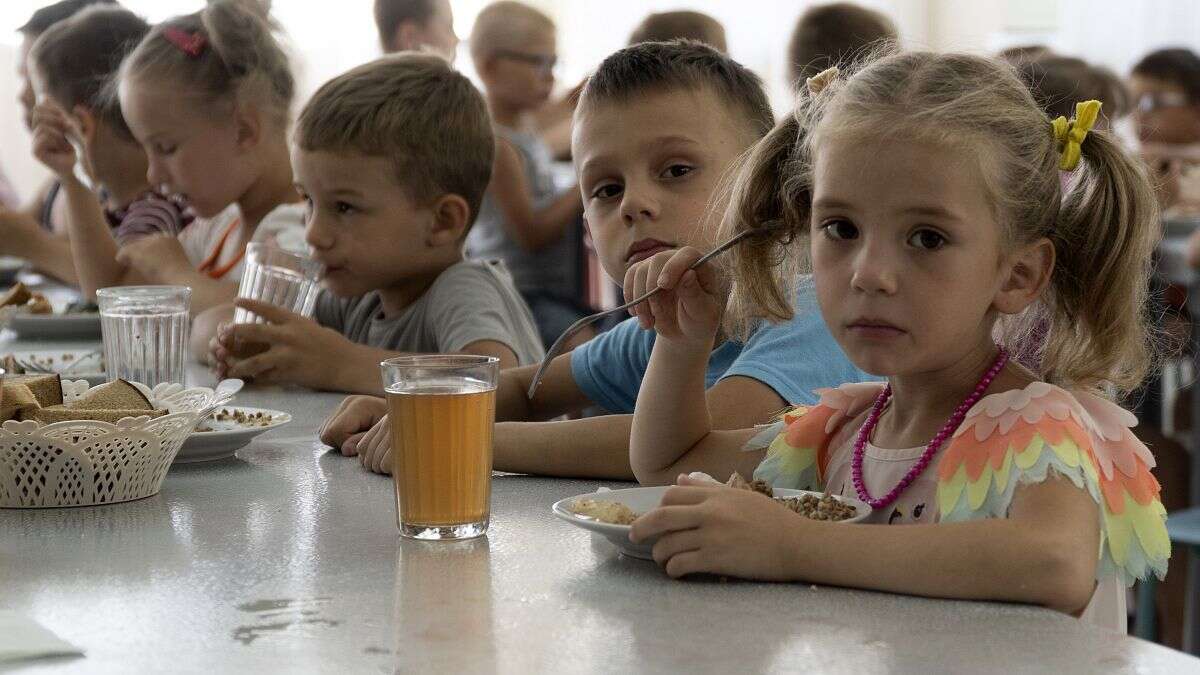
[1037,118,1160,394]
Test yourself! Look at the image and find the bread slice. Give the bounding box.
[0,282,31,308]
[70,379,153,411]
[1,383,40,422]
[26,294,52,314]
[5,373,64,407]
[34,405,166,425]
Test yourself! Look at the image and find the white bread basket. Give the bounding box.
[0,379,241,508]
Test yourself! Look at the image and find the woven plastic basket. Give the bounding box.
[0,379,240,508]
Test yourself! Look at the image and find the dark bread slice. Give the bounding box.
[70,379,153,411]
[34,405,167,425]
[0,282,31,308]
[5,373,64,407]
[1,383,40,422]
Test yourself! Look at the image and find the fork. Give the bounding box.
[12,349,103,376]
[526,221,785,399]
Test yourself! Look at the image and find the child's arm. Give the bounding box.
[117,238,237,314]
[58,177,123,298]
[0,208,77,284]
[488,137,582,252]
[494,374,782,480]
[217,299,521,393]
[495,356,594,421]
[623,247,764,483]
[192,303,235,365]
[632,474,1100,615]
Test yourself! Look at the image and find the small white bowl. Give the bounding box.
[552,486,871,560]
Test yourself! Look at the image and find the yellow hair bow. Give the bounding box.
[1051,100,1102,171]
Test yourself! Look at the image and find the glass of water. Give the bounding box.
[97,286,191,388]
[230,244,322,358]
[234,243,322,323]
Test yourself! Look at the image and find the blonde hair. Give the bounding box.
[119,0,293,125]
[725,51,1160,396]
[468,1,554,65]
[296,53,494,228]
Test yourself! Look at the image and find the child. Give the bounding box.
[374,0,458,60]
[1016,54,1130,129]
[467,1,588,348]
[81,0,307,314]
[1130,48,1200,222]
[624,54,1169,632]
[319,41,872,476]
[198,53,545,394]
[787,2,896,89]
[0,0,117,285]
[28,6,192,300]
[628,11,727,52]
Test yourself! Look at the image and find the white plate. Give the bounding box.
[176,407,292,463]
[7,312,101,340]
[5,349,106,385]
[552,486,871,560]
[0,257,24,285]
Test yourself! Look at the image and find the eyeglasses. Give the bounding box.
[494,50,557,74]
[1137,91,1191,114]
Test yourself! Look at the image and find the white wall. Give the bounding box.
[1,0,1199,207]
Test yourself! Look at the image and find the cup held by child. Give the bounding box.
[231,243,322,357]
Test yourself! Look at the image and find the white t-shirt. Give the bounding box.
[178,203,308,282]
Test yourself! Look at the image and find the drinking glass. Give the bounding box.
[381,355,499,540]
[230,243,322,357]
[97,286,191,387]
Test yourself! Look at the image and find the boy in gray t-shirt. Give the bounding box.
[197,54,544,394]
[311,258,542,365]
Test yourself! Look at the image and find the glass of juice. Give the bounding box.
[380,355,499,540]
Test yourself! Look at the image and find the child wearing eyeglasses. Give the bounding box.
[467,1,589,349]
[1130,48,1200,219]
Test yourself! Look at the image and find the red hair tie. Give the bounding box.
[163,27,206,58]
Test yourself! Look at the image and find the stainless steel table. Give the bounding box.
[2,329,1198,673]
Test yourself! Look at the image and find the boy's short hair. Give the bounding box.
[468,1,554,65]
[578,40,773,143]
[30,6,149,140]
[787,2,897,84]
[628,11,727,53]
[1132,48,1200,105]
[296,53,494,227]
[373,0,435,51]
[18,0,116,36]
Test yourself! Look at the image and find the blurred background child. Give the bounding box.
[467,1,587,349]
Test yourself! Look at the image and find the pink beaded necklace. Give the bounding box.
[851,348,1009,510]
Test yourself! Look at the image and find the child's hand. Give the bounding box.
[318,395,388,456]
[356,415,392,475]
[115,235,192,281]
[217,298,349,388]
[207,322,228,370]
[623,247,725,345]
[629,474,808,581]
[29,103,78,179]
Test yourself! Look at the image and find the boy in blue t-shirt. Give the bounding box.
[319,41,873,478]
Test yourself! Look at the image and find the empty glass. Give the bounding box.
[97,286,191,387]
